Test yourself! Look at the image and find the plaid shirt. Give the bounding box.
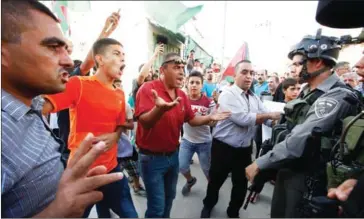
[1,90,64,217]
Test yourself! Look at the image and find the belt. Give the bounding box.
[139,148,176,156]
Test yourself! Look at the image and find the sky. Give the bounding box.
[181,1,362,72]
[41,0,363,91]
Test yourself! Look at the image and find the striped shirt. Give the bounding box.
[1,90,64,218]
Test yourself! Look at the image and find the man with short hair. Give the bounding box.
[254,69,269,96]
[1,0,122,217]
[186,49,195,74]
[57,12,120,165]
[267,75,280,96]
[201,60,281,218]
[135,52,231,218]
[282,78,301,102]
[202,68,217,99]
[335,61,351,77]
[341,72,359,89]
[42,38,138,218]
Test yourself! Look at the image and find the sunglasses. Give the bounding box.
[207,71,213,74]
[162,58,187,66]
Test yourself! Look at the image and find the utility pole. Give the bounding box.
[221,1,227,68]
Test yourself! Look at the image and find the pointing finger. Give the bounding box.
[77,172,123,194]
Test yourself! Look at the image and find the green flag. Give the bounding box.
[175,5,203,29]
[51,1,70,36]
[51,1,91,36]
[68,1,91,12]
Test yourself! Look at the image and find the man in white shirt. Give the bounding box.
[200,60,281,218]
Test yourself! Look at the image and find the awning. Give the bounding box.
[148,19,186,43]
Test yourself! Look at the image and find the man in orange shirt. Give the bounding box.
[42,38,138,218]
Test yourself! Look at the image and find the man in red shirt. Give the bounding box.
[135,52,231,218]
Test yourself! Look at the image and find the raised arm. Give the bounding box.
[136,44,164,86]
[79,11,121,75]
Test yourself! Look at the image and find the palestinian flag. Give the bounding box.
[221,42,250,80]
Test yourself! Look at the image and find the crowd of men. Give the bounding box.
[2,0,364,218]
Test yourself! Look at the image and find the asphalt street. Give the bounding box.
[89,152,274,218]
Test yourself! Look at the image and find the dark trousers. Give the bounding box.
[82,165,138,218]
[270,168,307,218]
[254,125,263,159]
[203,138,252,216]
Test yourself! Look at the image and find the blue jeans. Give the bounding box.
[139,151,179,218]
[179,138,211,178]
[82,165,138,218]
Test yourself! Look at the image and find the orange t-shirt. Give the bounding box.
[45,75,125,172]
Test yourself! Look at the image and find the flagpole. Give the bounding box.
[217,1,227,83]
[221,1,227,69]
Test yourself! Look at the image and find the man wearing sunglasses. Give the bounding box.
[135,53,231,218]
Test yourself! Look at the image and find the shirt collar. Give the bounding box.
[232,84,253,96]
[2,89,44,121]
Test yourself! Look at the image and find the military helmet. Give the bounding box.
[288,34,341,66]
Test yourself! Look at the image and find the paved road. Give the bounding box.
[89,153,274,218]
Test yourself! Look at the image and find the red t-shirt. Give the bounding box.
[45,76,125,173]
[135,80,195,152]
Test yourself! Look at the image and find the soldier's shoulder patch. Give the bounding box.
[314,97,339,118]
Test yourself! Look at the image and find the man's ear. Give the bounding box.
[1,43,11,68]
[159,65,165,75]
[95,54,103,67]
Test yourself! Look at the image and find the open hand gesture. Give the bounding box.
[102,10,121,37]
[209,104,231,122]
[38,133,123,217]
[210,111,231,122]
[152,89,181,112]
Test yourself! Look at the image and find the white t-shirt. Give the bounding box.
[49,113,58,129]
[117,103,134,158]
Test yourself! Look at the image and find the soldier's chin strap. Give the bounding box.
[299,59,331,83]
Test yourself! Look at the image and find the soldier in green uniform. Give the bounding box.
[245,32,361,217]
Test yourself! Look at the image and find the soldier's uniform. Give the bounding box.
[315,0,364,217]
[254,34,361,217]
